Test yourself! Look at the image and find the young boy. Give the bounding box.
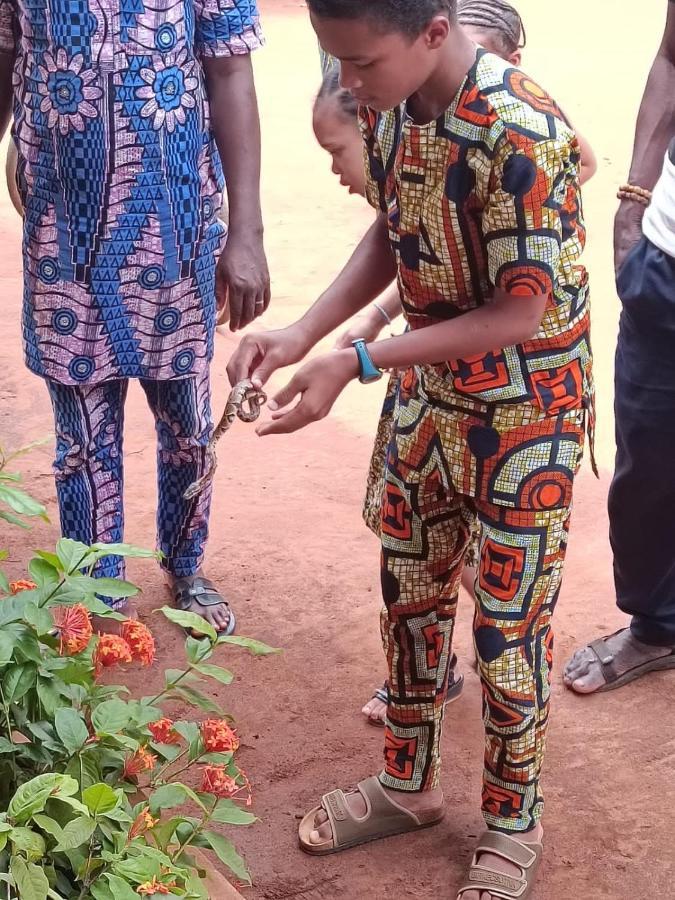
[0,0,269,633]
[229,1,593,896]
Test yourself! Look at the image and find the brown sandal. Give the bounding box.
[582,629,675,693]
[457,831,542,899]
[298,776,444,856]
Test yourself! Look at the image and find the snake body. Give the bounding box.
[183,379,267,500]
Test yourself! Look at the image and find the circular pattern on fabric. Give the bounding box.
[68,356,95,382]
[203,196,214,222]
[37,257,60,285]
[502,153,537,197]
[155,308,181,335]
[445,160,476,203]
[519,470,572,510]
[52,308,78,335]
[467,425,500,460]
[156,23,177,51]
[139,265,165,290]
[497,263,553,298]
[506,70,561,118]
[172,349,195,376]
[474,624,507,664]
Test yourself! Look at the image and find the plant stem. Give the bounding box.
[151,746,190,785]
[146,659,205,706]
[171,795,217,863]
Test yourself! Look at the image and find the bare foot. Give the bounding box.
[167,569,233,634]
[461,564,476,598]
[92,600,137,635]
[459,823,543,900]
[563,628,675,694]
[308,782,444,846]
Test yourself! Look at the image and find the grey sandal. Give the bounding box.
[171,574,236,637]
[367,654,464,727]
[457,831,542,899]
[298,775,444,856]
[581,628,675,693]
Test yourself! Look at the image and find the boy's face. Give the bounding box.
[312,14,444,112]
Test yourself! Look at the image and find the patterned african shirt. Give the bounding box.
[361,50,595,501]
[0,0,262,385]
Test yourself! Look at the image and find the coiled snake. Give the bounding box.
[184,379,267,500]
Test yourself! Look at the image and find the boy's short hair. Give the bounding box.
[307,0,457,37]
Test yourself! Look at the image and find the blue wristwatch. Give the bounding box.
[352,339,383,385]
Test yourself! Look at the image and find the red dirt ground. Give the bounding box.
[1,1,674,897]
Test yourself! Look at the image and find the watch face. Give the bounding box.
[361,371,383,385]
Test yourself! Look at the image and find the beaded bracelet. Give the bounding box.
[617,183,652,207]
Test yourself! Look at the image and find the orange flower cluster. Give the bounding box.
[93,634,133,676]
[51,604,93,655]
[200,719,239,753]
[149,717,181,746]
[123,746,157,780]
[137,878,174,896]
[200,765,251,805]
[129,808,158,840]
[9,579,36,595]
[122,620,156,666]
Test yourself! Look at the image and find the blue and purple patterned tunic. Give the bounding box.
[0,0,261,384]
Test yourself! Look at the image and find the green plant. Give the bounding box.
[0,442,49,594]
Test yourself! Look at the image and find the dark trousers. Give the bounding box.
[610,236,675,645]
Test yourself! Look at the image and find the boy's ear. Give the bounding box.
[424,15,451,50]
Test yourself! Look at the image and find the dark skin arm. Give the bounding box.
[615,0,675,271]
[203,54,270,332]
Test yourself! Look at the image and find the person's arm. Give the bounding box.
[615,0,675,270]
[196,0,269,332]
[576,128,597,185]
[333,284,403,350]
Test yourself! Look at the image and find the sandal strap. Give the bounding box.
[588,628,627,685]
[373,684,388,704]
[320,776,421,849]
[458,831,542,899]
[174,576,230,611]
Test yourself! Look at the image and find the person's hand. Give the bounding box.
[226,324,312,388]
[614,200,644,277]
[334,307,386,350]
[217,229,270,332]
[256,350,359,436]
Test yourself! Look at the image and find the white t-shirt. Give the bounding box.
[643,149,675,259]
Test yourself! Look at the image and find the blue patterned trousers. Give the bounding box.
[47,372,213,605]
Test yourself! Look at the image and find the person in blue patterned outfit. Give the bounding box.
[0,0,269,633]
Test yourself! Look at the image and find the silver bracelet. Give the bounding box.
[372,302,392,326]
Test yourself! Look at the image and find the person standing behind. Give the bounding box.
[0,0,270,634]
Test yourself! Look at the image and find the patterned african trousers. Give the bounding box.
[47,372,212,606]
[379,368,584,834]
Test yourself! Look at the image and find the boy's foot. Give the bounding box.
[563,628,675,694]
[458,823,543,900]
[306,779,444,847]
[168,569,235,635]
[362,656,464,726]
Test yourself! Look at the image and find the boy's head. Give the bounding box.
[307,0,458,112]
[457,0,525,66]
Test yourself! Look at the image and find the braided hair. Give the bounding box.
[457,0,526,57]
[316,62,359,122]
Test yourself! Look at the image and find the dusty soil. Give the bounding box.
[1,1,674,897]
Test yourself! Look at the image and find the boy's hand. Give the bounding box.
[226,325,311,388]
[256,351,358,436]
[217,230,270,332]
[334,308,385,350]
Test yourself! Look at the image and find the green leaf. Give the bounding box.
[23,604,54,636]
[62,594,126,621]
[36,679,62,717]
[161,607,217,643]
[217,635,281,656]
[0,484,47,518]
[33,551,62,571]
[65,753,101,790]
[0,737,17,754]
[90,881,115,900]
[164,668,200,688]
[194,663,234,686]
[210,800,257,826]
[0,509,32,528]
[8,774,79,824]
[111,854,160,884]
[148,784,190,815]
[55,539,89,575]
[54,709,89,753]
[91,542,159,559]
[54,816,96,851]
[10,856,49,900]
[0,631,17,666]
[82,783,119,816]
[92,699,132,736]
[65,575,139,600]
[9,826,47,859]
[0,568,10,594]
[186,636,212,665]
[170,685,223,715]
[3,663,37,702]
[103,874,141,900]
[32,815,64,841]
[28,558,60,590]
[173,721,200,744]
[201,829,251,885]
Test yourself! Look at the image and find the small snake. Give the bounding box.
[184,379,267,500]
